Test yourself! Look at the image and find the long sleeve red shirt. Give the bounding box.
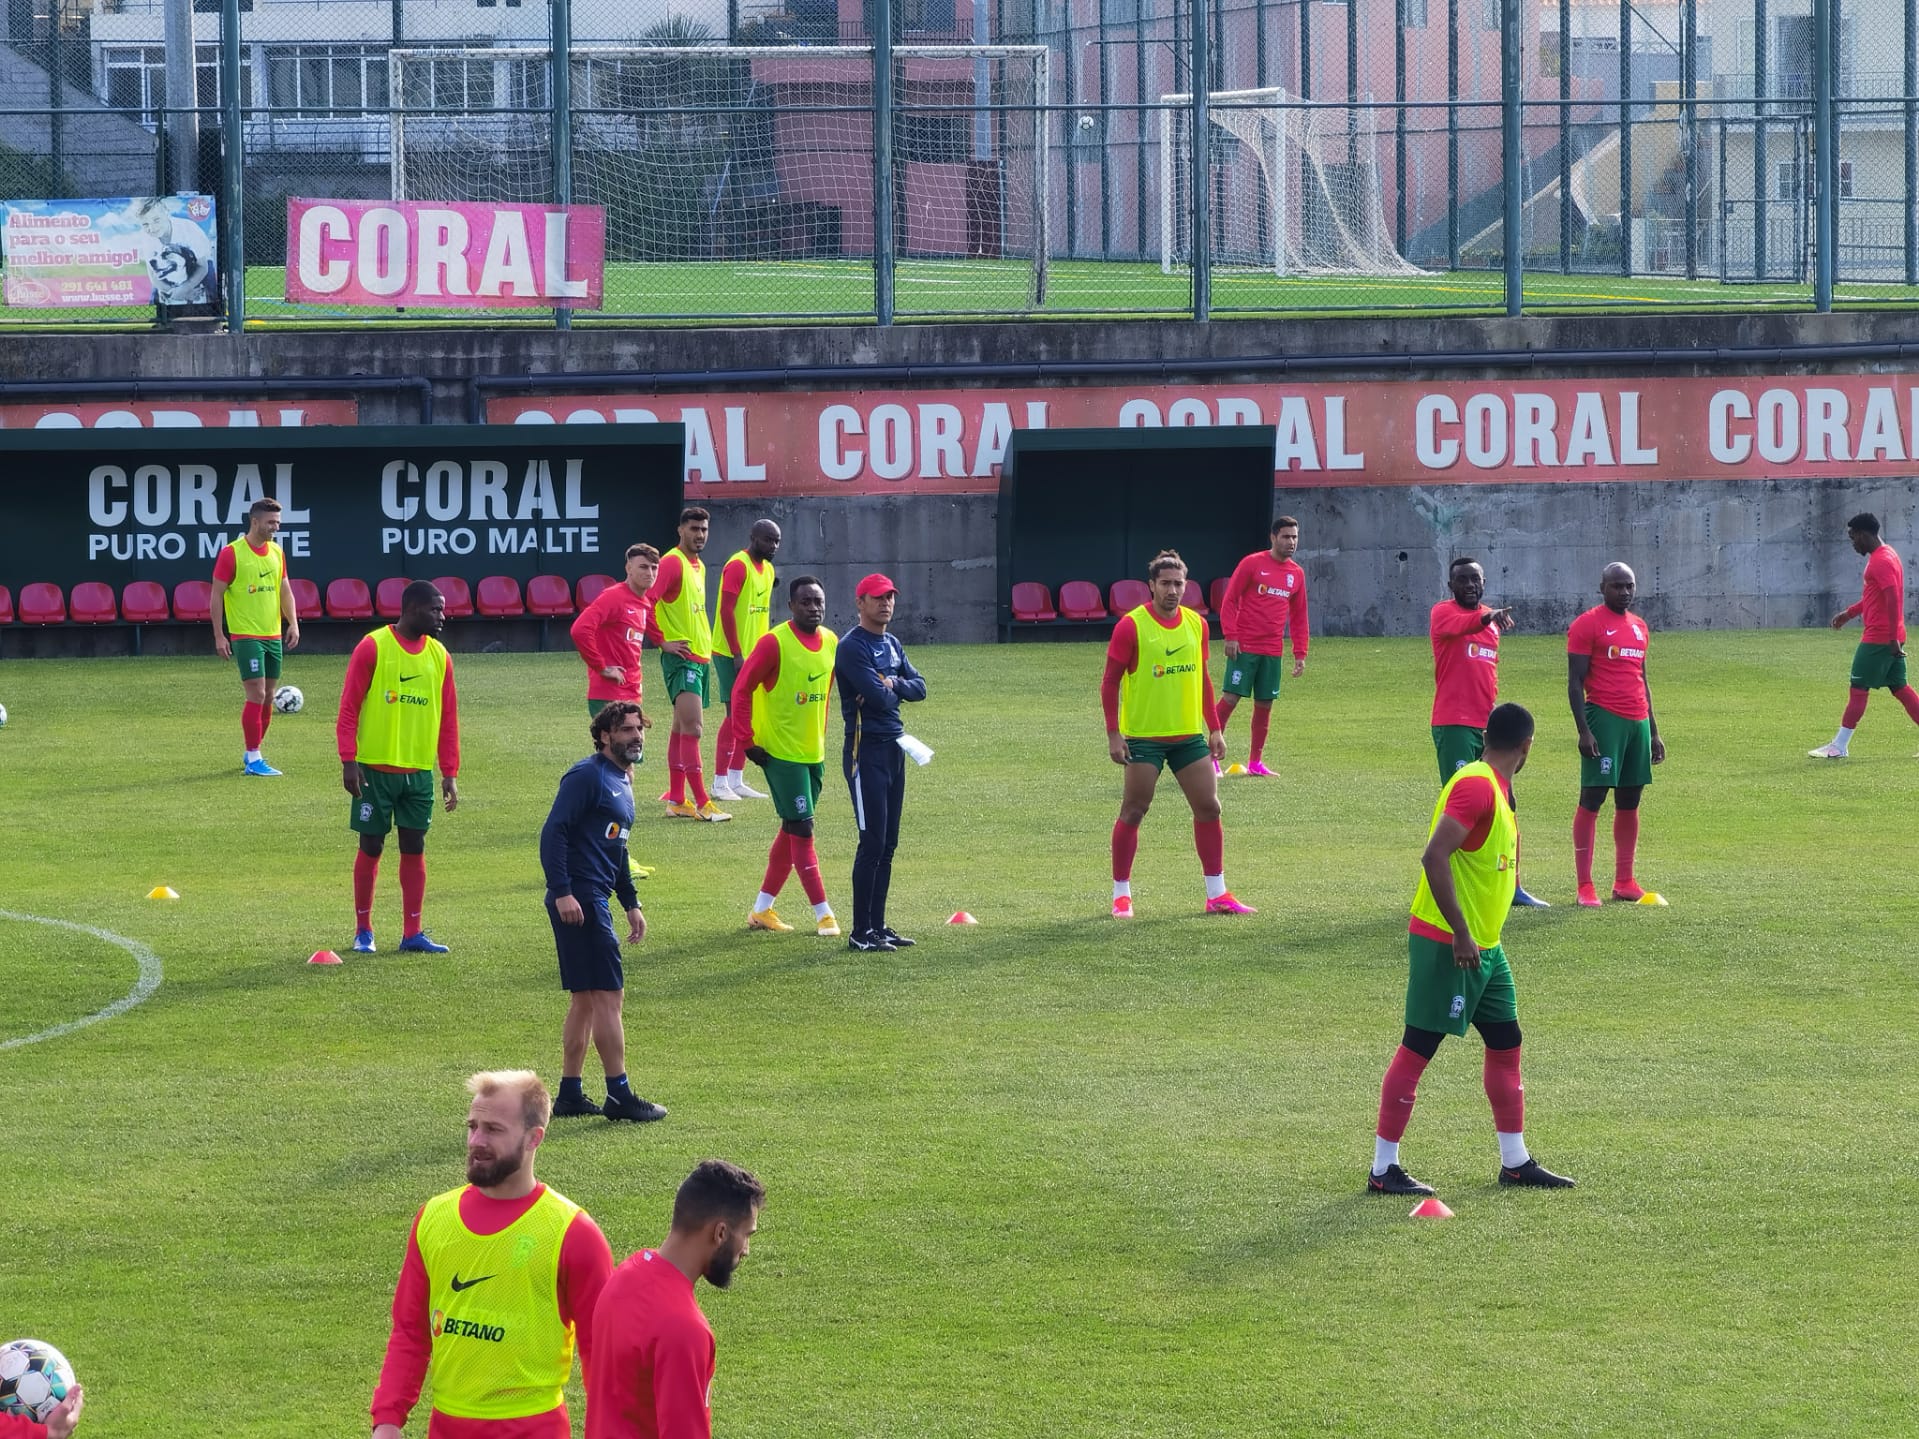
[335,628,461,776]
[584,1250,717,1439]
[570,582,651,703]
[1429,600,1501,727]
[370,1185,613,1437]
[717,557,748,657]
[1219,552,1309,657]
[1100,610,1222,737]
[0,1414,49,1437]
[729,628,831,748]
[1845,543,1907,645]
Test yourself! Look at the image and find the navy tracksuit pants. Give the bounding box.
[844,733,906,936]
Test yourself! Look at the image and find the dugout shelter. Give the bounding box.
[996,426,1279,640]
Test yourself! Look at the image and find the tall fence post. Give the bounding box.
[1501,0,1521,314]
[1446,0,1458,269]
[874,0,896,324]
[1907,0,1917,284]
[551,0,573,332]
[1681,0,1697,279]
[1618,0,1631,277]
[1558,0,1571,273]
[1191,0,1211,320]
[220,0,245,329]
[164,0,200,193]
[1395,0,1407,254]
[1754,0,1768,279]
[1813,0,1834,308]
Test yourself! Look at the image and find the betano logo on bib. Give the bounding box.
[430,1309,506,1344]
[1151,661,1198,679]
[384,687,432,706]
[791,687,827,706]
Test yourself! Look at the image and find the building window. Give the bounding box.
[1838,158,1855,199]
[1774,158,1801,201]
[104,43,251,122]
[265,45,389,116]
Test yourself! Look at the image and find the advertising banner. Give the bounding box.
[285,199,606,309]
[0,401,358,429]
[2,195,217,308]
[0,425,682,592]
[492,374,1919,495]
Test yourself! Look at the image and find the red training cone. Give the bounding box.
[307,950,343,966]
[947,911,978,926]
[1409,1197,1453,1219]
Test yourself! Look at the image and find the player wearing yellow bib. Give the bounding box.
[371,1071,614,1439]
[1099,550,1252,918]
[643,507,730,822]
[210,496,300,776]
[1367,704,1576,1198]
[732,576,842,937]
[711,519,782,802]
[336,581,461,956]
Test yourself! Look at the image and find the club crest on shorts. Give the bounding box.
[1449,995,1466,1018]
[1599,756,1614,775]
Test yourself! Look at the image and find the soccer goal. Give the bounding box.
[1157,87,1422,278]
[390,44,1052,306]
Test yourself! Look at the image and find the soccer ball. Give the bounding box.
[1078,113,1097,134]
[273,685,304,715]
[0,701,8,728]
[0,1339,76,1422]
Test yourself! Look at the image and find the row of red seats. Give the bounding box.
[1011,577,1231,624]
[0,575,624,627]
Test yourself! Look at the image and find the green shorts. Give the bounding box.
[587,698,611,718]
[659,652,712,708]
[763,755,825,823]
[1405,932,1518,1037]
[1222,651,1284,703]
[348,768,435,837]
[232,637,283,683]
[1581,703,1654,790]
[1849,641,1908,691]
[713,653,742,708]
[1124,735,1212,774]
[1432,725,1486,782]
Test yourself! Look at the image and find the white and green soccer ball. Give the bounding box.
[0,701,8,728]
[0,1338,76,1422]
[273,684,304,715]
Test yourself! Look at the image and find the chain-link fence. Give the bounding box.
[0,0,1909,325]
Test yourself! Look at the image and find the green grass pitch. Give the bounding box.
[2,630,1914,1435]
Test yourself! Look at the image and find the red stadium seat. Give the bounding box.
[432,576,474,619]
[476,575,525,618]
[70,581,117,624]
[526,574,575,617]
[1182,579,1209,616]
[122,580,170,623]
[1208,577,1231,617]
[19,583,64,625]
[1059,580,1108,622]
[289,577,323,621]
[1106,579,1150,615]
[0,586,14,624]
[172,580,213,623]
[575,573,617,609]
[376,577,410,619]
[1010,582,1058,622]
[325,578,374,620]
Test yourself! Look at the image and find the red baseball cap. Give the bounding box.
[855,573,898,598]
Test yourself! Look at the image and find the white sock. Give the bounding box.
[1204,873,1228,901]
[1497,1131,1530,1168]
[729,768,747,787]
[1112,880,1131,900]
[754,892,777,914]
[812,900,834,920]
[1372,1137,1400,1176]
[245,748,262,762]
[1834,726,1856,750]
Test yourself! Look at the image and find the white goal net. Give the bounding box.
[1158,87,1422,277]
[390,44,1052,307]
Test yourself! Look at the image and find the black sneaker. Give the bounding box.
[603,1092,668,1123]
[550,1092,602,1118]
[1367,1163,1437,1196]
[849,930,896,952]
[880,927,916,948]
[1498,1158,1576,1188]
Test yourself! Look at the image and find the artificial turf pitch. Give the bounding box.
[2,629,1914,1436]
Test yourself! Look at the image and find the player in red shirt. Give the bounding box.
[1567,563,1665,908]
[1808,512,1919,757]
[1216,516,1309,776]
[586,1159,765,1439]
[572,543,658,718]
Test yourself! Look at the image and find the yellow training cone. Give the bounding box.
[147,886,179,900]
[1636,892,1669,907]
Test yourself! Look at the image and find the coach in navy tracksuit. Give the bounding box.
[837,572,928,953]
[539,700,667,1124]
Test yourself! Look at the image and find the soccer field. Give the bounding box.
[3,631,1914,1436]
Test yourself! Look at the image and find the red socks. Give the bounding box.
[760,832,792,896]
[1843,687,1870,727]
[1612,808,1640,888]
[713,716,735,778]
[1483,1045,1525,1134]
[1572,807,1598,889]
[1248,705,1271,765]
[353,851,379,931]
[1896,686,1919,724]
[686,748,710,808]
[1376,1045,1430,1142]
[1111,819,1140,882]
[666,733,688,803]
[242,701,265,750]
[399,852,425,937]
[791,835,827,905]
[1193,818,1224,875]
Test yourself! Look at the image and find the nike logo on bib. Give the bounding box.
[399,672,421,682]
[449,1273,495,1292]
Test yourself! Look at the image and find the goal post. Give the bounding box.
[1158,86,1423,279]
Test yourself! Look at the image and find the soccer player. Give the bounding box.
[1367,703,1576,1197]
[572,542,659,719]
[337,580,460,955]
[1216,516,1309,777]
[1430,558,1547,908]
[836,572,928,952]
[0,1386,82,1439]
[210,496,300,776]
[711,519,782,802]
[1102,549,1253,918]
[585,1159,764,1439]
[542,701,666,1125]
[644,507,730,821]
[1809,512,1919,757]
[371,1071,614,1439]
[733,576,841,937]
[1567,562,1665,908]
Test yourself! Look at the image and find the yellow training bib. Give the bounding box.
[750,621,838,763]
[353,626,448,771]
[220,538,284,639]
[1118,605,1207,737]
[653,547,714,659]
[714,551,776,660]
[1409,761,1518,949]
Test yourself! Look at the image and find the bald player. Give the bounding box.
[1567,562,1665,908]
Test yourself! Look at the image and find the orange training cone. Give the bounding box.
[947,911,978,925]
[1409,1197,1454,1219]
[307,950,343,966]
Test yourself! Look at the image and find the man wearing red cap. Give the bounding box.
[835,573,928,952]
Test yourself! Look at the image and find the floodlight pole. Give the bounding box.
[164,0,200,193]
[874,0,897,324]
[1813,0,1834,309]
[1191,0,1211,319]
[552,0,573,332]
[1907,0,1917,284]
[1558,0,1571,274]
[1754,0,1768,280]
[220,0,245,329]
[1501,0,1521,314]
